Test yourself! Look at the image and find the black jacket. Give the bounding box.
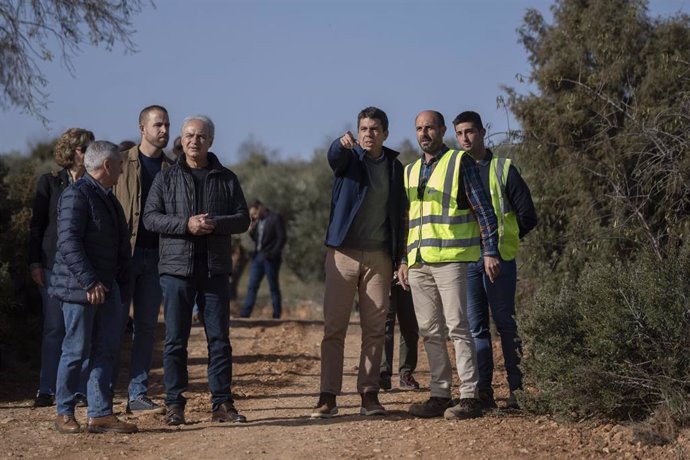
[29,169,71,269]
[48,174,132,304]
[143,152,250,277]
[249,210,286,260]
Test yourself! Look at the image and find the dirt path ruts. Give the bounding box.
[1,316,688,459]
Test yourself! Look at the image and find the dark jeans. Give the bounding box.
[160,273,233,410]
[127,247,162,400]
[380,282,419,377]
[466,258,523,392]
[241,252,282,319]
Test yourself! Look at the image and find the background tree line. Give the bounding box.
[1,0,688,443]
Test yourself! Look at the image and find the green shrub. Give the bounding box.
[520,244,690,422]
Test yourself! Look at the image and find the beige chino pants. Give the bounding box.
[408,262,479,399]
[320,247,392,395]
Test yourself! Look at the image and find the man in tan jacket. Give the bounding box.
[113,105,171,414]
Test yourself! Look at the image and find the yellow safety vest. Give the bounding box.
[404,150,481,266]
[489,157,520,260]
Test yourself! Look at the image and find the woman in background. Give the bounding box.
[29,128,94,407]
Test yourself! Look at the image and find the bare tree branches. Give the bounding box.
[0,0,147,123]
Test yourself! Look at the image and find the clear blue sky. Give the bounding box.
[1,0,688,164]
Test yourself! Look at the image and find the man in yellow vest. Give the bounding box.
[398,110,499,420]
[453,111,537,410]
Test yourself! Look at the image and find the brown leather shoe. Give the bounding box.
[87,415,138,434]
[211,401,247,423]
[55,414,81,434]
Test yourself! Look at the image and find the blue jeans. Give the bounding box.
[56,285,122,418]
[160,273,233,410]
[466,258,523,392]
[38,268,87,396]
[127,247,162,400]
[241,252,282,318]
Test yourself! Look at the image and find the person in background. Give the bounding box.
[29,128,94,408]
[113,105,171,414]
[379,273,420,391]
[50,141,136,434]
[240,200,287,319]
[453,111,537,410]
[228,237,249,317]
[118,140,136,153]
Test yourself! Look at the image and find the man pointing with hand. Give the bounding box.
[312,107,405,418]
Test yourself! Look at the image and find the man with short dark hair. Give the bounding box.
[312,107,406,418]
[144,115,250,426]
[240,200,287,319]
[50,141,137,434]
[113,104,171,414]
[452,111,537,410]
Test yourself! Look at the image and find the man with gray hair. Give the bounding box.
[144,115,250,425]
[49,141,137,434]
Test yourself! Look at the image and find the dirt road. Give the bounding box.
[1,316,688,458]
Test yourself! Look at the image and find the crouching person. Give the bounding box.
[50,141,136,434]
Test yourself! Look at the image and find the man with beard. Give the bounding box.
[398,110,498,420]
[113,105,171,414]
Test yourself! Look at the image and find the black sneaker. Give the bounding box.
[127,395,166,414]
[74,394,88,407]
[379,373,392,391]
[506,390,520,409]
[409,397,453,418]
[444,397,483,420]
[360,392,386,416]
[165,404,186,426]
[33,393,54,408]
[310,392,337,418]
[478,389,497,409]
[399,372,420,390]
[212,401,247,423]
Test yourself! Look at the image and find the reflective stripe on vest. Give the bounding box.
[404,150,481,266]
[489,157,520,260]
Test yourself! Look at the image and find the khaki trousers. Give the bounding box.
[320,247,392,395]
[408,262,479,399]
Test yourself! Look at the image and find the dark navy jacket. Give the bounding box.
[324,139,406,264]
[49,174,132,305]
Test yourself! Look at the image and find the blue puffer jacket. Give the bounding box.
[325,139,406,264]
[49,174,132,305]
